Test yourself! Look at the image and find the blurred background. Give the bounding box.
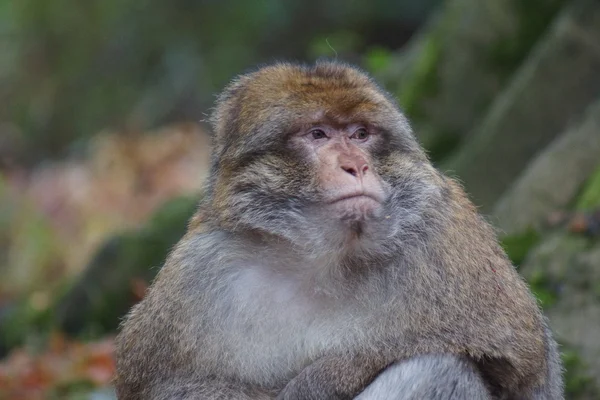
[1,0,599,398]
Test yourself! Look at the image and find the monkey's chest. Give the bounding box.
[213,267,369,385]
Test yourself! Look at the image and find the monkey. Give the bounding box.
[114,61,564,399]
[355,354,491,399]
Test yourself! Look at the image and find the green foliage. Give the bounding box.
[4,0,440,163]
[4,0,289,161]
[487,0,566,77]
[0,174,11,267]
[527,269,558,308]
[398,34,441,120]
[562,349,600,398]
[1,193,63,296]
[576,164,600,210]
[0,295,58,353]
[500,229,540,266]
[363,46,393,74]
[422,129,461,164]
[47,379,97,400]
[308,31,363,59]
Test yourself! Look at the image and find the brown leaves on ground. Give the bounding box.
[0,334,115,400]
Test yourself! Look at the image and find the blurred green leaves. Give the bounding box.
[1,0,437,164]
[577,165,600,210]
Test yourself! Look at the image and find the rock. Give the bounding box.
[577,166,600,211]
[493,98,600,235]
[519,232,600,395]
[54,195,198,336]
[376,0,568,160]
[442,0,600,210]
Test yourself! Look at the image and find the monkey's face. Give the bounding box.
[208,62,440,259]
[289,122,388,223]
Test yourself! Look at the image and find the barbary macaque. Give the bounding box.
[115,62,564,399]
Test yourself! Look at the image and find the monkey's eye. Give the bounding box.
[310,129,327,140]
[352,128,370,141]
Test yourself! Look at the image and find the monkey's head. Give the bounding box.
[204,62,442,261]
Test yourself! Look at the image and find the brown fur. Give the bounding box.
[115,61,562,399]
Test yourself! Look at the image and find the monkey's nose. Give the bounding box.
[340,158,369,179]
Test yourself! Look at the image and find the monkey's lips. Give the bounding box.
[328,193,381,204]
[326,193,383,216]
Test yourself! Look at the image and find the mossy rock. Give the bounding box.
[444,0,600,210]
[562,347,600,399]
[54,195,199,338]
[493,99,600,235]
[486,0,567,78]
[520,231,600,388]
[0,195,199,353]
[377,0,568,163]
[576,164,600,210]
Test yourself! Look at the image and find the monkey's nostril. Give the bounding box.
[342,166,358,177]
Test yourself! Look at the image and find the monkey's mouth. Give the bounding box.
[327,192,383,205]
[326,194,383,219]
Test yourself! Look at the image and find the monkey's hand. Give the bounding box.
[276,354,387,400]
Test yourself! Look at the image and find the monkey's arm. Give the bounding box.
[354,323,563,400]
[277,353,491,400]
[117,377,277,400]
[178,379,276,400]
[276,353,388,400]
[355,354,492,400]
